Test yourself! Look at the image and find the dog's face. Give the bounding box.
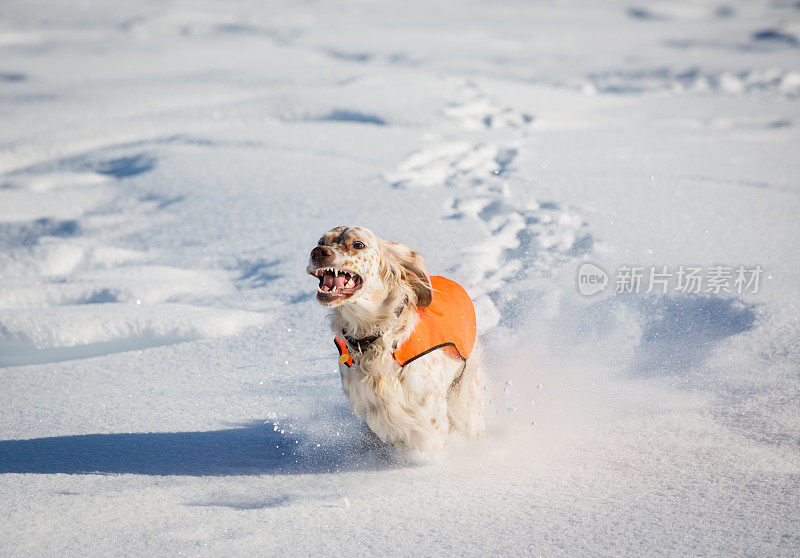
[306,226,432,309]
[306,226,379,307]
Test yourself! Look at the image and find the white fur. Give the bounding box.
[308,226,486,453]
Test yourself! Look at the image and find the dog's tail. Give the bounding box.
[447,341,486,438]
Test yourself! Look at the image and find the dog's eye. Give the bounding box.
[317,238,325,246]
[353,241,365,250]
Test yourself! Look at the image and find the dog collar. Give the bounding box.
[338,298,406,355]
[343,332,381,353]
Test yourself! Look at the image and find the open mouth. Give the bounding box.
[308,266,363,299]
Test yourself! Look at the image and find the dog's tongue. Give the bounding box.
[323,273,348,290]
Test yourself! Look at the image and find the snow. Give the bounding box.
[1,0,799,554]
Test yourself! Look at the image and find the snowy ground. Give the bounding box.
[1,0,799,555]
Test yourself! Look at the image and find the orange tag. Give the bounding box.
[338,354,350,364]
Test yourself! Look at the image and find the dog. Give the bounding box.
[307,226,485,452]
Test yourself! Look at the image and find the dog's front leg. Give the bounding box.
[340,359,450,452]
[398,352,464,453]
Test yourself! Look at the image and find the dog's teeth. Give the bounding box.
[331,286,337,292]
[334,269,338,277]
[345,279,354,288]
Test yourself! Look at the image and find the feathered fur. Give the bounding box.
[307,226,485,452]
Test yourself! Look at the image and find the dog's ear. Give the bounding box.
[382,241,433,307]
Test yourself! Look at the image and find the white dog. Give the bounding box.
[307,226,485,452]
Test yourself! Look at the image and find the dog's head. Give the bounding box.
[306,226,432,309]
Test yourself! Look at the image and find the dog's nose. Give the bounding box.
[311,246,333,264]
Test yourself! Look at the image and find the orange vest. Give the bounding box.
[335,275,476,368]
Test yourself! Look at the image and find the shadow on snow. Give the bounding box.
[549,292,758,377]
[0,421,401,476]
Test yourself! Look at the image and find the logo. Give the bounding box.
[577,262,608,296]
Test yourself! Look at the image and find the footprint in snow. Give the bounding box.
[386,80,591,329]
